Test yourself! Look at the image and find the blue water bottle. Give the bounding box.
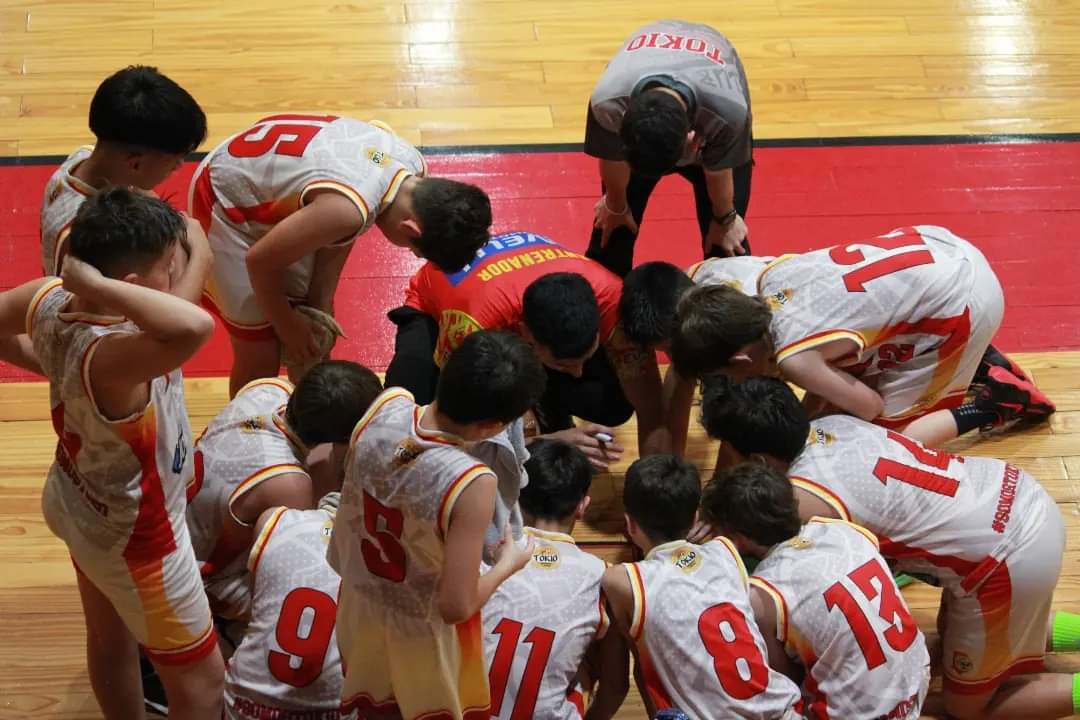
[655,710,691,720]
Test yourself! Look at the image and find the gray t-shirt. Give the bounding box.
[586,19,752,170]
[469,418,530,563]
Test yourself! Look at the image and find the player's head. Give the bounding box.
[671,283,774,379]
[88,66,206,188]
[286,360,383,448]
[436,330,546,441]
[522,273,601,376]
[619,261,695,349]
[519,439,595,529]
[621,90,692,177]
[67,186,186,290]
[623,454,701,549]
[701,462,801,558]
[388,177,492,273]
[700,376,809,470]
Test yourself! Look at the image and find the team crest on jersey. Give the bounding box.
[532,545,561,570]
[366,147,391,166]
[392,438,424,466]
[241,416,267,433]
[764,288,793,310]
[808,426,835,446]
[786,536,814,550]
[435,309,482,367]
[952,651,974,675]
[320,520,333,545]
[671,546,702,573]
[171,425,188,474]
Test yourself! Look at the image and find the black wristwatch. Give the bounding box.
[712,208,738,226]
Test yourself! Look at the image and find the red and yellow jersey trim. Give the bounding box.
[437,464,493,537]
[750,576,789,645]
[524,527,577,545]
[53,222,74,272]
[755,253,800,295]
[412,405,464,446]
[247,506,288,575]
[270,408,307,455]
[626,563,647,641]
[791,476,852,522]
[300,179,369,226]
[349,388,413,447]
[80,334,151,426]
[227,463,309,526]
[597,589,612,639]
[235,376,294,399]
[379,168,412,209]
[712,535,749,588]
[809,516,879,549]
[775,329,866,364]
[25,278,63,337]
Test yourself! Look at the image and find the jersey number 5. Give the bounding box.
[488,618,557,719]
[829,227,935,293]
[360,492,407,582]
[698,603,771,700]
[228,115,337,158]
[823,558,919,670]
[269,587,338,687]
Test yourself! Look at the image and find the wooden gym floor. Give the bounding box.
[3,1,1080,718]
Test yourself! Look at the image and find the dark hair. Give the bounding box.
[411,178,492,273]
[620,261,694,347]
[519,439,594,521]
[523,273,600,359]
[620,91,690,177]
[437,330,546,425]
[671,284,772,378]
[702,462,802,547]
[89,66,207,155]
[623,455,701,543]
[67,186,186,277]
[286,360,383,447]
[700,376,809,464]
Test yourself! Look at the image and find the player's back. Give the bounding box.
[224,506,342,719]
[39,147,94,275]
[687,255,772,295]
[328,388,493,622]
[627,538,803,720]
[760,225,986,362]
[752,519,930,720]
[792,414,1049,581]
[196,114,424,237]
[482,529,608,720]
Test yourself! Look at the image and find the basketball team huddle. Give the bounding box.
[2,17,1079,720]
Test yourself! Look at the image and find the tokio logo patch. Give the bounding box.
[366,147,391,166]
[952,651,974,676]
[320,520,334,544]
[786,536,814,551]
[533,545,561,570]
[764,288,793,310]
[672,546,702,573]
[809,426,836,446]
[241,416,267,433]
[392,439,424,467]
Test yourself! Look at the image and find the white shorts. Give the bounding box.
[337,585,491,720]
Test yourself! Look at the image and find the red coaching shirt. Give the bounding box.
[404,231,624,368]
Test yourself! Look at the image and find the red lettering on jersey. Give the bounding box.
[646,32,661,48]
[706,47,726,65]
[686,38,706,53]
[659,34,685,50]
[992,464,1020,533]
[627,34,647,51]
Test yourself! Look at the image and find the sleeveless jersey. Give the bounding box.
[224,507,343,720]
[191,114,426,239]
[751,519,929,720]
[328,388,496,622]
[403,231,624,368]
[40,146,95,275]
[790,414,1049,587]
[687,256,772,295]
[187,378,308,575]
[626,538,803,719]
[481,529,609,720]
[28,280,194,556]
[760,226,983,373]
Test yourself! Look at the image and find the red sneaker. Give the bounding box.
[975,365,1056,428]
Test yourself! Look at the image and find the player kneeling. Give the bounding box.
[223,492,345,720]
[704,462,930,720]
[702,377,1080,720]
[188,360,381,619]
[482,439,629,720]
[602,456,804,720]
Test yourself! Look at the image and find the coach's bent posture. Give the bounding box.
[586,19,753,277]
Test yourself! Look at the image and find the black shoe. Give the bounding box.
[973,344,1031,387]
[976,366,1056,430]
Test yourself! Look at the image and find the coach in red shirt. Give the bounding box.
[385,231,670,468]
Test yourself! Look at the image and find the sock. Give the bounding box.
[1052,611,1080,652]
[1072,673,1080,715]
[950,403,1000,435]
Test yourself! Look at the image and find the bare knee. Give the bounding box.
[944,690,992,720]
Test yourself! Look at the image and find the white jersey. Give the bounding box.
[328,388,495,623]
[751,519,929,720]
[192,114,426,241]
[761,225,987,369]
[40,146,95,275]
[687,255,772,295]
[28,279,194,555]
[482,529,608,720]
[626,538,803,720]
[791,415,1050,589]
[224,507,342,720]
[187,378,308,617]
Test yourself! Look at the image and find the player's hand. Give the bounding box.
[687,519,717,544]
[544,423,624,471]
[276,310,320,366]
[60,255,106,297]
[705,214,748,256]
[593,195,638,248]
[493,525,535,573]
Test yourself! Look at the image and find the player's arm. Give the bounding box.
[608,335,671,456]
[780,347,884,422]
[170,215,214,305]
[0,278,51,373]
[662,365,696,458]
[63,257,214,418]
[601,565,655,718]
[583,615,630,720]
[704,168,748,257]
[306,242,351,315]
[791,485,843,523]
[211,472,313,574]
[438,473,533,625]
[0,335,42,374]
[749,583,803,683]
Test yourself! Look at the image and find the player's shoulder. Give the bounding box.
[350,387,416,444]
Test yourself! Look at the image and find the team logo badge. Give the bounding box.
[809,426,835,446]
[764,288,793,310]
[786,536,813,550]
[366,147,391,166]
[320,520,333,544]
[435,310,482,367]
[241,416,267,433]
[672,546,702,573]
[952,651,974,675]
[392,439,424,466]
[532,545,561,570]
